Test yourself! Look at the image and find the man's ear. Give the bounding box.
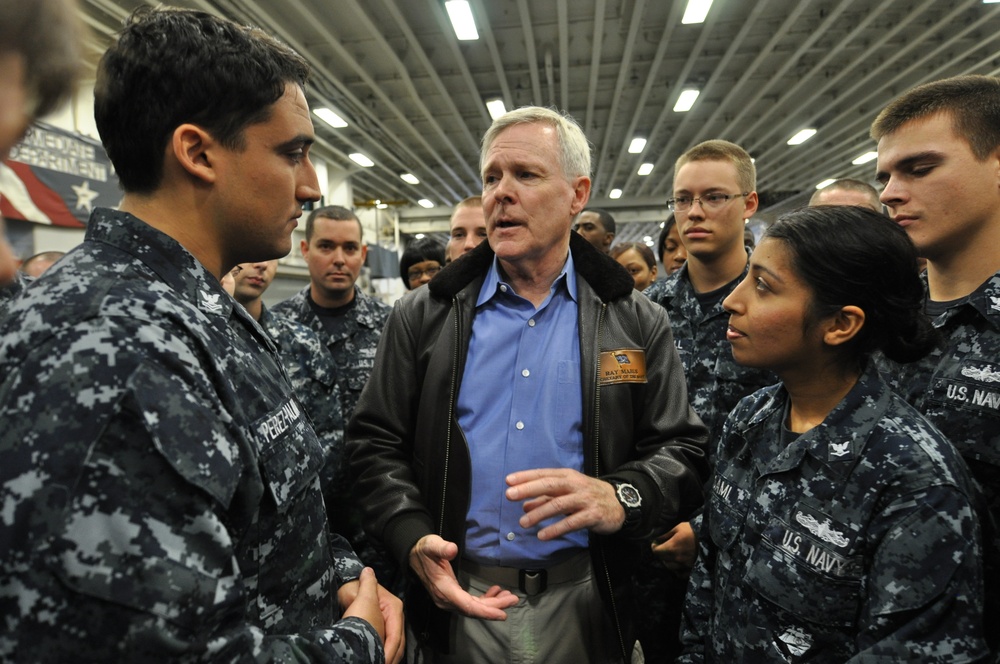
[300,238,309,259]
[570,176,591,215]
[823,305,865,347]
[171,124,217,184]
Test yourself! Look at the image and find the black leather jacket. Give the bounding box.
[347,233,709,658]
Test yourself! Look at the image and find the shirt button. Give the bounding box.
[521,369,530,377]
[500,284,508,293]
[528,319,536,327]
[516,421,525,430]
[506,532,516,541]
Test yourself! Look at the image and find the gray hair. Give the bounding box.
[480,106,592,181]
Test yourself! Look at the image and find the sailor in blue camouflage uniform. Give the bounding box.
[872,75,1000,661]
[271,207,401,596]
[232,260,353,542]
[681,206,987,663]
[271,206,391,421]
[640,140,773,662]
[0,8,401,662]
[644,260,774,446]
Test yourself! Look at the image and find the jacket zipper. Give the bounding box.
[594,303,629,662]
[439,296,461,534]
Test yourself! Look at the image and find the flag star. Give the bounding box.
[72,180,99,213]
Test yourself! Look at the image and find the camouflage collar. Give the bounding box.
[86,207,235,321]
[967,270,1000,328]
[747,364,889,478]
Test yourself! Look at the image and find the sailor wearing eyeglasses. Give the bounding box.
[638,139,777,663]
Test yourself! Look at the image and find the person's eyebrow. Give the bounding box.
[276,135,315,151]
[874,150,943,183]
[750,262,785,284]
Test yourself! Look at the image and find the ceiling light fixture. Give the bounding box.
[314,108,347,128]
[445,1,479,40]
[609,188,623,199]
[637,163,654,176]
[628,138,647,154]
[682,0,713,24]
[787,128,817,145]
[486,98,507,120]
[851,151,878,165]
[349,153,374,167]
[673,89,700,112]
[815,178,836,190]
[418,199,435,208]
[400,173,420,184]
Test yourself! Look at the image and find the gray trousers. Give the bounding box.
[413,554,637,664]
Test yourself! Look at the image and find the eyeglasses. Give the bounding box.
[407,266,442,281]
[666,192,749,212]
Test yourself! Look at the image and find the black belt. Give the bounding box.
[461,552,590,596]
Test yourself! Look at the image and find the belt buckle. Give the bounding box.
[519,568,547,596]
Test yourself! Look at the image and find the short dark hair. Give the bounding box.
[0,0,83,122]
[94,7,309,194]
[304,205,361,243]
[399,237,445,289]
[656,214,676,266]
[763,205,938,366]
[870,75,1000,160]
[610,242,655,269]
[582,208,616,234]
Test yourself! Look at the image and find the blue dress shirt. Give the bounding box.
[458,253,588,567]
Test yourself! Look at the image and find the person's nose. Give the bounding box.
[297,159,322,205]
[879,176,904,210]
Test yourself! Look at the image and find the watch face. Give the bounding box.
[617,482,641,507]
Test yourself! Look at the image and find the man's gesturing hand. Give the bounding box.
[409,534,519,620]
[505,468,627,539]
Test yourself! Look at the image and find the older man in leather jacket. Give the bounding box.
[348,106,709,664]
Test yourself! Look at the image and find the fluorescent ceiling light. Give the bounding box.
[418,199,435,208]
[642,235,653,243]
[349,153,374,167]
[486,98,507,120]
[673,89,700,112]
[682,0,713,24]
[414,233,425,239]
[628,138,647,154]
[787,128,817,145]
[400,173,420,184]
[609,188,623,199]
[815,178,837,190]
[637,163,654,176]
[851,151,878,165]
[314,108,348,129]
[445,1,479,40]
[376,203,388,210]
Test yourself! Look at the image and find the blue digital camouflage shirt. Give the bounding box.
[0,208,383,663]
[258,305,352,538]
[645,261,775,447]
[270,279,402,595]
[271,284,389,421]
[680,365,986,663]
[877,270,1000,661]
